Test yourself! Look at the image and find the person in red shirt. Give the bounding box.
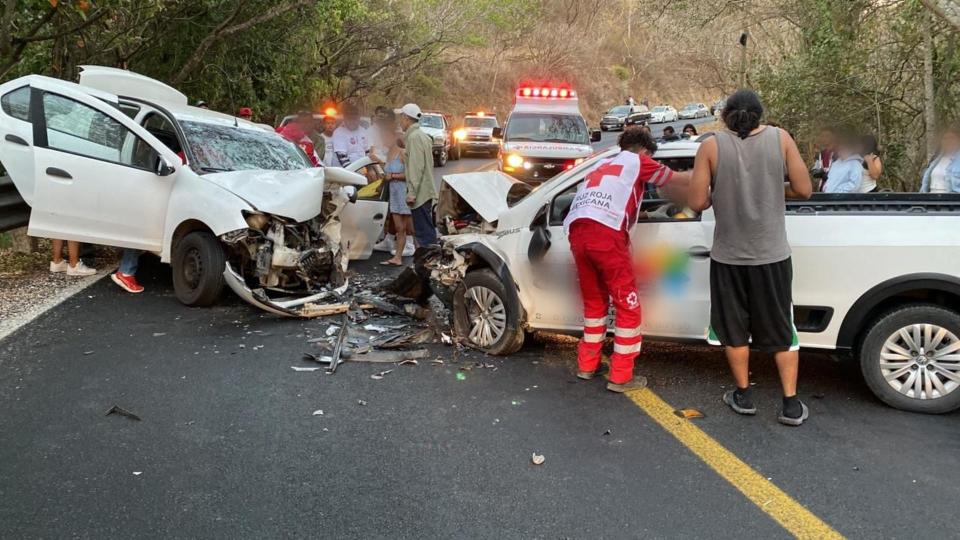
[562,127,687,392]
[279,122,320,166]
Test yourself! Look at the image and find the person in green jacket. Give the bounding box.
[396,103,438,246]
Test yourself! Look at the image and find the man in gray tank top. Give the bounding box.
[689,90,813,426]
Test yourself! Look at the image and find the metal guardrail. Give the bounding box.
[0,175,29,233]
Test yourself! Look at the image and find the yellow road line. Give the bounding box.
[625,388,843,540]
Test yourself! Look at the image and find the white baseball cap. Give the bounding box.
[395,103,422,119]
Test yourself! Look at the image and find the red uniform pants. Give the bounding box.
[569,220,642,384]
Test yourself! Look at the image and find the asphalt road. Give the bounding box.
[3,114,958,539]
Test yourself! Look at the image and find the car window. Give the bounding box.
[420,115,444,129]
[505,113,589,145]
[42,92,156,169]
[1,86,31,122]
[464,117,498,128]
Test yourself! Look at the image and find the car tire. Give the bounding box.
[172,231,226,307]
[450,144,461,161]
[434,148,448,167]
[600,126,607,132]
[453,268,524,355]
[859,304,960,414]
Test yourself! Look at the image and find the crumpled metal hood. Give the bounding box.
[441,171,532,223]
[201,168,331,222]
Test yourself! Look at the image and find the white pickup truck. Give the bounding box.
[427,140,960,414]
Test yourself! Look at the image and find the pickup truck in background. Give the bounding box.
[426,140,960,414]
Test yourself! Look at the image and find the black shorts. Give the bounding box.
[707,258,798,353]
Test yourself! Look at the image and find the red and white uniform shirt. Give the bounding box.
[563,150,673,233]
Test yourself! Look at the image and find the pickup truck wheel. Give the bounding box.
[172,231,226,307]
[859,304,960,414]
[453,269,524,355]
[434,148,448,167]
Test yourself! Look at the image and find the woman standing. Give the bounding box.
[920,126,960,194]
[381,134,415,266]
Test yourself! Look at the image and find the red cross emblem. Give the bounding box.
[585,162,623,188]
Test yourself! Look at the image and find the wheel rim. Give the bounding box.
[182,247,203,289]
[879,323,960,400]
[464,285,506,347]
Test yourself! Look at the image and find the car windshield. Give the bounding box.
[180,121,311,173]
[608,106,631,114]
[465,117,498,128]
[504,113,589,145]
[653,106,668,112]
[420,115,444,129]
[683,104,698,110]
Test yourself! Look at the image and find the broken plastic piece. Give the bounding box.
[363,324,389,333]
[349,349,429,363]
[674,408,705,419]
[312,409,324,416]
[531,453,545,465]
[370,369,393,380]
[291,366,322,372]
[105,405,141,421]
[357,399,368,406]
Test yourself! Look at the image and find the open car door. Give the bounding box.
[339,156,388,260]
[15,76,182,251]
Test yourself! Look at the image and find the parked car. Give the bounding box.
[424,141,960,414]
[0,66,388,317]
[650,105,678,123]
[600,104,649,131]
[678,103,709,119]
[419,111,455,167]
[452,112,499,158]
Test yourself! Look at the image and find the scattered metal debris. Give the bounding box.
[350,349,429,363]
[398,358,419,366]
[291,366,322,372]
[363,324,389,333]
[105,405,141,421]
[357,399,368,406]
[327,314,349,374]
[152,332,166,337]
[531,453,545,465]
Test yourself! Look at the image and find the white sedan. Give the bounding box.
[649,105,679,123]
[0,66,387,316]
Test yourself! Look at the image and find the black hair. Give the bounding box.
[722,89,764,139]
[618,126,658,155]
[663,126,675,134]
[859,134,878,155]
[682,123,698,135]
[374,105,389,115]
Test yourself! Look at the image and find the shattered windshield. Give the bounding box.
[180,121,311,173]
[504,113,589,145]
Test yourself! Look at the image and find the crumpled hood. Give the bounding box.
[502,141,593,159]
[441,171,532,223]
[202,168,326,222]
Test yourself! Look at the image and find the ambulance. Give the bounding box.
[494,85,600,184]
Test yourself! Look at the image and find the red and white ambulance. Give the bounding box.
[495,85,600,184]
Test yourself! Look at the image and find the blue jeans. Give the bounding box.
[119,249,142,275]
[411,202,437,246]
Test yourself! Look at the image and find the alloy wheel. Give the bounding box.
[880,323,960,400]
[465,285,506,347]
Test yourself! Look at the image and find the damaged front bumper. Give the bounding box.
[223,262,349,318]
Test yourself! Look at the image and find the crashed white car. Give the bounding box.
[0,66,387,316]
[429,139,960,414]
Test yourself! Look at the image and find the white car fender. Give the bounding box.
[160,175,251,262]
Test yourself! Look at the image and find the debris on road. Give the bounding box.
[357,399,368,406]
[456,372,467,381]
[327,314,349,374]
[312,409,324,416]
[291,366,322,372]
[531,453,545,465]
[674,408,705,419]
[370,369,393,380]
[105,405,142,421]
[299,302,350,318]
[132,471,143,476]
[350,349,429,363]
[363,324,389,333]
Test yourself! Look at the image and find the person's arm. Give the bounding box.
[689,137,715,211]
[782,130,812,200]
[866,154,883,180]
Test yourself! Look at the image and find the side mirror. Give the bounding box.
[590,129,602,143]
[492,127,503,139]
[343,185,358,204]
[528,204,552,263]
[156,157,176,177]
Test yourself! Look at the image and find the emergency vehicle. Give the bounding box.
[452,111,499,158]
[494,85,601,184]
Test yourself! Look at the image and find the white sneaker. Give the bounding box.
[66,261,97,277]
[373,235,395,253]
[50,260,68,273]
[401,238,415,257]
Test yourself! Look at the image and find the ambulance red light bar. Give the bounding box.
[517,86,576,99]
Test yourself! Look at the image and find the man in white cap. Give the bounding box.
[396,103,438,247]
